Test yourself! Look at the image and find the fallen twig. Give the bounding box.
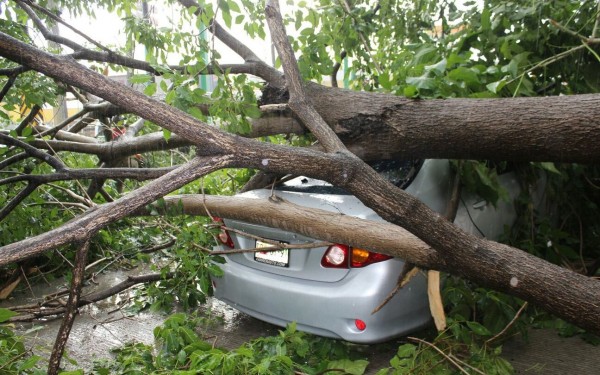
[407,336,470,375]
[485,301,529,346]
[8,272,174,322]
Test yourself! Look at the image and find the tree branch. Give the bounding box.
[2,26,600,334]
[178,0,285,87]
[47,238,90,375]
[0,155,234,266]
[0,73,18,103]
[0,166,175,186]
[0,152,30,170]
[0,182,40,222]
[265,0,347,153]
[14,104,42,135]
[8,272,174,322]
[0,132,65,171]
[331,50,347,88]
[16,0,83,52]
[154,194,443,269]
[17,0,113,53]
[35,108,90,138]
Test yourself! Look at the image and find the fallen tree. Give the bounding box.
[1,0,600,372]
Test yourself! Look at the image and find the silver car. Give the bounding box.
[211,159,522,343]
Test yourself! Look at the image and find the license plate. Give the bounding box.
[254,240,289,267]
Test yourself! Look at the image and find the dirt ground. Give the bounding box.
[2,269,600,374]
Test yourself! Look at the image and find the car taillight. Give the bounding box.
[351,248,393,268]
[213,217,234,248]
[321,244,349,268]
[321,244,392,268]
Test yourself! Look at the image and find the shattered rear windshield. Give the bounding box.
[274,159,423,194]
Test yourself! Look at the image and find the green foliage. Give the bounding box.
[141,215,223,311]
[444,276,528,338]
[508,163,600,273]
[455,160,510,207]
[92,314,368,375]
[285,0,599,96]
[0,153,86,247]
[376,331,513,375]
[0,309,45,374]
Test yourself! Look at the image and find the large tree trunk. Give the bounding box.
[298,84,600,163]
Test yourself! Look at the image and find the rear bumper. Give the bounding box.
[212,258,432,343]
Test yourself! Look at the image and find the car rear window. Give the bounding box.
[275,159,423,194]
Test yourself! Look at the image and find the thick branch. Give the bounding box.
[48,238,90,375]
[29,132,191,160]
[265,0,347,153]
[301,83,600,163]
[0,155,234,266]
[156,194,443,269]
[34,125,98,144]
[344,162,600,334]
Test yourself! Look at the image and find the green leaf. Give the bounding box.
[406,75,436,90]
[481,8,491,31]
[425,58,447,76]
[448,67,480,87]
[396,343,417,358]
[500,39,512,59]
[403,85,419,98]
[162,128,172,142]
[327,359,369,375]
[411,45,437,65]
[539,162,562,175]
[188,106,205,120]
[378,72,393,91]
[222,11,232,28]
[18,355,42,371]
[243,104,262,119]
[130,74,152,84]
[227,0,240,13]
[0,308,17,322]
[486,79,507,94]
[143,82,157,96]
[208,263,224,277]
[466,321,492,336]
[177,348,187,363]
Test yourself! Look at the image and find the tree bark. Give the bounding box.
[299,83,600,163]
